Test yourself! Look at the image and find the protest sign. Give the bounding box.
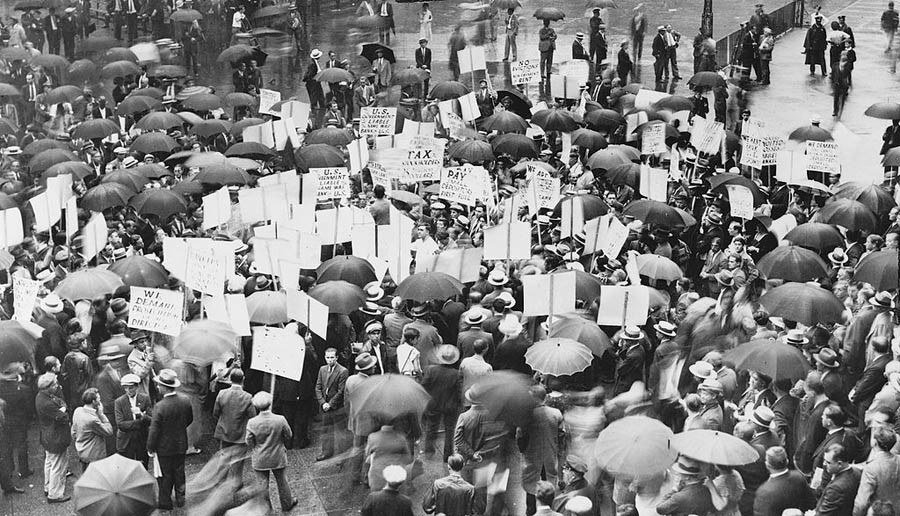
[242,121,275,148]
[458,46,487,74]
[582,215,628,260]
[47,174,74,206]
[81,213,108,262]
[726,184,754,220]
[775,150,807,184]
[511,59,540,84]
[806,141,840,174]
[549,75,579,99]
[0,208,24,248]
[206,293,252,336]
[690,118,724,154]
[185,245,227,295]
[285,289,329,339]
[522,271,577,316]
[347,137,370,173]
[414,247,483,283]
[761,136,785,166]
[65,197,78,238]
[440,166,479,206]
[30,191,60,232]
[251,326,306,381]
[368,136,446,182]
[378,206,415,283]
[312,167,351,201]
[258,171,301,204]
[641,122,666,155]
[459,92,481,122]
[634,89,668,109]
[315,207,353,245]
[625,111,648,142]
[557,60,591,86]
[560,196,585,239]
[368,162,393,191]
[279,100,311,129]
[742,117,766,138]
[258,88,281,115]
[239,184,291,223]
[202,187,232,229]
[128,287,184,336]
[483,221,531,260]
[401,121,436,137]
[12,276,39,323]
[272,116,302,150]
[596,285,651,326]
[359,107,398,136]
[526,166,560,216]
[639,166,668,201]
[250,237,296,276]
[740,135,764,168]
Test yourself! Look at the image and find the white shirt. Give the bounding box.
[380,2,388,16]
[232,12,245,28]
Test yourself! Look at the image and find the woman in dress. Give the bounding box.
[418,3,433,41]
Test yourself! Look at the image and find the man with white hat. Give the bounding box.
[457,309,492,359]
[749,406,781,451]
[572,32,589,60]
[147,369,193,510]
[686,378,725,430]
[34,293,67,369]
[361,465,413,515]
[614,326,646,396]
[494,314,531,374]
[114,373,151,466]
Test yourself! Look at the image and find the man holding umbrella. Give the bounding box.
[372,49,393,94]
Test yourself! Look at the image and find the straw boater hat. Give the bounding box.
[310,49,323,59]
[750,406,775,428]
[40,293,64,314]
[671,456,704,477]
[364,282,384,302]
[697,377,724,394]
[814,347,840,369]
[564,496,593,516]
[784,329,809,347]
[827,247,848,265]
[35,268,54,283]
[653,320,677,338]
[382,465,407,484]
[497,291,516,308]
[498,314,523,336]
[354,352,378,371]
[435,344,461,365]
[488,269,509,286]
[409,304,429,317]
[464,310,487,326]
[154,369,181,389]
[120,373,141,386]
[620,325,644,341]
[364,321,383,334]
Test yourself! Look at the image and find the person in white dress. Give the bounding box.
[419,3,433,41]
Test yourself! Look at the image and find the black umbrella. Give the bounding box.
[360,43,396,63]
[430,81,470,100]
[496,90,532,119]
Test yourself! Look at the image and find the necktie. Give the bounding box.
[51,16,57,30]
[129,0,135,12]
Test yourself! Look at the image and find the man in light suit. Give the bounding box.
[415,38,432,99]
[114,373,151,466]
[212,369,256,491]
[246,391,298,512]
[314,347,349,461]
[146,369,193,511]
[372,49,392,94]
[352,76,375,120]
[503,7,518,61]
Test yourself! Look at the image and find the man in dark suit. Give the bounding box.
[811,405,862,488]
[614,326,646,396]
[43,7,62,55]
[795,371,829,475]
[850,336,892,429]
[423,454,479,516]
[415,38,432,99]
[753,446,816,516]
[816,443,861,515]
[34,373,70,503]
[814,348,849,409]
[304,50,326,128]
[552,455,599,515]
[421,345,462,461]
[842,296,885,383]
[91,97,115,120]
[656,457,716,516]
[114,373,151,466]
[146,369,193,511]
[475,79,493,119]
[314,347,349,461]
[273,345,319,449]
[733,422,768,516]
[361,465,413,516]
[572,32,589,60]
[59,7,78,60]
[771,378,799,457]
[652,26,669,82]
[94,340,129,455]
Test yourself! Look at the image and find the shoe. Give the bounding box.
[673,75,682,80]
[3,487,24,495]
[315,454,331,461]
[158,504,174,511]
[185,447,202,456]
[48,496,71,504]
[502,58,508,61]
[282,498,299,512]
[18,470,34,478]
[175,499,185,507]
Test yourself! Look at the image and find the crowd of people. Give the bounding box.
[0,0,898,515]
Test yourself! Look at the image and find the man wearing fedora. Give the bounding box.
[613,326,646,396]
[655,456,715,515]
[147,369,193,510]
[843,291,893,385]
[346,352,378,482]
[114,373,151,466]
[34,373,70,503]
[33,293,67,370]
[749,406,781,451]
[686,378,725,431]
[127,329,155,398]
[60,333,93,418]
[814,347,849,410]
[551,455,599,515]
[422,345,462,461]
[494,314,532,375]
[404,304,443,368]
[95,337,130,455]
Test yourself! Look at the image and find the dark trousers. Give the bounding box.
[127,13,138,43]
[47,35,61,55]
[157,454,186,508]
[105,412,117,457]
[273,398,315,447]
[113,12,124,40]
[2,426,29,476]
[590,36,601,62]
[760,59,771,84]
[255,468,294,510]
[654,55,668,81]
[539,51,553,82]
[319,408,348,458]
[62,33,76,60]
[0,433,17,491]
[424,410,458,461]
[633,34,644,60]
[184,52,200,76]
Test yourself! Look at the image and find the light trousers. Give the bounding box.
[44,451,67,499]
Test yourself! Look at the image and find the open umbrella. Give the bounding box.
[854,249,898,291]
[491,133,538,160]
[759,282,845,326]
[129,189,188,219]
[723,339,811,380]
[687,71,725,89]
[183,93,223,112]
[548,316,612,356]
[225,92,257,109]
[812,198,878,232]
[392,68,429,86]
[495,90,532,119]
[308,280,366,314]
[707,173,766,205]
[246,290,290,324]
[191,119,233,138]
[170,8,203,22]
[135,111,184,131]
[101,60,141,79]
[526,338,593,376]
[448,139,494,163]
[194,162,252,186]
[130,132,178,155]
[80,36,119,54]
[653,95,693,112]
[314,67,355,84]
[225,142,275,160]
[757,245,829,282]
[81,182,136,212]
[43,161,93,181]
[72,118,120,141]
[116,95,161,116]
[43,85,83,105]
[552,194,608,221]
[0,320,36,370]
[149,64,188,78]
[108,255,170,288]
[832,182,896,215]
[232,117,265,137]
[586,147,631,171]
[349,374,430,425]
[394,272,464,302]
[672,429,759,466]
[553,270,602,302]
[533,7,565,20]
[56,269,125,302]
[635,254,683,281]
[430,81,470,100]
[171,180,205,196]
[30,148,78,174]
[360,43,396,63]
[784,222,843,251]
[101,169,150,192]
[131,163,171,179]
[217,44,255,63]
[104,47,138,63]
[0,83,22,97]
[531,108,579,132]
[604,162,640,188]
[570,128,608,152]
[482,111,529,133]
[74,454,157,516]
[173,319,238,366]
[624,199,696,228]
[388,190,425,206]
[67,59,98,83]
[24,139,69,156]
[0,47,30,62]
[253,4,291,19]
[788,124,833,142]
[316,255,377,287]
[471,371,537,427]
[305,127,354,146]
[295,144,346,171]
[594,416,677,477]
[865,102,900,120]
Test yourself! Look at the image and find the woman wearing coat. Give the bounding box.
[245,391,298,512]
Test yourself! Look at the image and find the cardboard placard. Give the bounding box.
[347,137,370,173]
[459,92,481,122]
[0,208,24,248]
[312,167,351,201]
[521,271,577,316]
[278,100,311,130]
[285,289,329,339]
[258,171,302,204]
[511,59,540,84]
[458,46,487,75]
[641,122,666,155]
[128,286,184,337]
[596,285,651,326]
[258,88,282,116]
[726,184,754,220]
[559,196,585,239]
[775,150,808,184]
[639,165,668,201]
[549,75,580,100]
[690,117,724,154]
[315,207,353,245]
[359,107,398,136]
[251,326,306,381]
[414,247,483,283]
[634,89,668,109]
[29,191,61,233]
[202,186,232,230]
[582,215,628,260]
[81,212,108,263]
[185,245,227,295]
[12,276,40,323]
[526,166,560,216]
[440,165,480,206]
[242,120,275,148]
[205,293,252,336]
[238,184,291,223]
[806,141,840,174]
[482,221,531,260]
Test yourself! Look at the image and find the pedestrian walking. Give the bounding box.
[182,20,205,78]
[305,49,327,127]
[617,40,634,83]
[882,1,898,52]
[630,4,647,62]
[422,454,480,516]
[212,369,255,490]
[832,53,851,117]
[377,0,395,45]
[245,391,298,512]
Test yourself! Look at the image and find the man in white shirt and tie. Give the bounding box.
[22,74,38,126]
[503,7,519,61]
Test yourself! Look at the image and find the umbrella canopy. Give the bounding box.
[173,319,238,366]
[305,127,354,146]
[759,282,846,326]
[533,6,566,19]
[81,183,136,212]
[586,147,631,171]
[525,338,593,376]
[854,249,898,291]
[788,124,833,142]
[43,161,93,181]
[482,111,529,133]
[194,162,252,186]
[624,199,697,228]
[604,162,640,188]
[491,133,538,160]
[687,71,725,88]
[171,180,205,196]
[308,280,366,314]
[30,148,78,173]
[0,83,21,97]
[131,163,171,179]
[316,256,377,288]
[107,255,170,288]
[531,108,579,132]
[74,454,157,516]
[548,316,611,356]
[225,92,258,108]
[882,146,900,167]
[129,189,188,219]
[552,194,609,221]
[72,118,120,140]
[832,182,896,215]
[101,60,141,79]
[0,47,30,61]
[295,144,345,171]
[388,190,425,206]
[594,416,677,477]
[653,95,693,112]
[67,59,98,83]
[129,87,165,100]
[183,93,223,112]
[723,339,811,380]
[570,128,609,152]
[56,269,125,302]
[135,111,184,131]
[232,117,265,137]
[217,44,256,63]
[448,139,494,163]
[812,198,878,232]
[116,95,161,116]
[170,8,203,22]
[672,429,760,466]
[0,320,36,370]
[556,270,602,303]
[496,90,532,119]
[391,68,429,86]
[348,374,430,426]
[24,139,69,156]
[394,272,464,302]
[130,132,178,155]
[246,290,290,324]
[252,4,291,18]
[149,64,188,78]
[707,173,766,205]
[784,222,843,251]
[360,43,396,63]
[225,142,275,160]
[757,245,829,282]
[101,169,150,192]
[191,119,233,139]
[104,47,138,63]
[635,254,683,281]
[471,371,537,427]
[44,85,83,105]
[864,102,900,119]
[430,81,470,100]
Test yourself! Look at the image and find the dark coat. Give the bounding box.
[816,467,861,516]
[804,24,827,64]
[422,364,461,414]
[771,394,799,456]
[493,334,532,376]
[95,366,125,419]
[0,378,32,429]
[652,33,667,59]
[315,363,349,409]
[656,481,716,516]
[737,442,768,516]
[415,47,432,70]
[614,342,646,395]
[35,390,70,454]
[795,398,828,474]
[752,470,816,516]
[361,487,414,516]
[114,392,151,455]
[146,392,193,457]
[572,40,589,60]
[853,354,891,419]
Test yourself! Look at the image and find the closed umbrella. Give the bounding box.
[308,280,366,314]
[394,272,464,302]
[108,255,170,287]
[854,249,898,291]
[672,429,759,466]
[784,222,843,251]
[130,132,178,155]
[525,338,593,376]
[316,256,377,288]
[482,111,529,133]
[56,269,125,302]
[173,320,238,366]
[548,316,612,356]
[491,133,538,160]
[812,198,878,233]
[594,416,677,477]
[757,245,829,282]
[74,454,157,516]
[129,189,188,219]
[832,182,896,216]
[81,183,136,212]
[246,291,289,324]
[759,282,845,326]
[72,118,120,140]
[448,139,494,163]
[531,108,578,132]
[723,339,811,380]
[635,254,683,281]
[101,169,150,192]
[623,199,697,228]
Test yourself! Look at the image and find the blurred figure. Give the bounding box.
[114,374,151,466]
[147,369,193,511]
[245,391,298,512]
[362,465,414,515]
[422,453,480,516]
[213,369,256,492]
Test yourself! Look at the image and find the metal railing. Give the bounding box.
[715,0,800,68]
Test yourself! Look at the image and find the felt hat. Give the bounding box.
[120,373,141,386]
[355,352,378,371]
[564,455,588,474]
[814,347,840,368]
[869,291,894,308]
[671,456,703,476]
[154,368,181,388]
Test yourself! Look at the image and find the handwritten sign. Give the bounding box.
[368,162,393,191]
[806,141,839,174]
[690,117,724,154]
[258,88,282,116]
[359,107,398,136]
[526,166,560,216]
[761,136,785,166]
[128,286,184,336]
[641,122,666,155]
[12,276,40,323]
[251,326,306,381]
[639,165,668,201]
[312,167,351,201]
[185,246,227,296]
[401,135,444,181]
[583,215,628,260]
[740,135,764,168]
[440,165,479,206]
[202,187,232,230]
[726,184,754,220]
[511,59,540,84]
